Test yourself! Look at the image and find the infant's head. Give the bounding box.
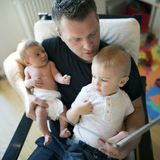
[17,40,48,67]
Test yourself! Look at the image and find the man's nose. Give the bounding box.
[83,38,93,51]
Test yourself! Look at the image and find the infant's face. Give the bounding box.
[25,45,48,67]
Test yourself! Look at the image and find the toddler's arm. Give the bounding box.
[67,101,93,124]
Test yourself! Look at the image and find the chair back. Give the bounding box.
[34,16,140,64]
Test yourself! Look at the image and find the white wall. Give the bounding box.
[0,0,159,76]
[0,0,27,75]
[152,8,160,39]
[0,0,106,76]
[95,0,106,14]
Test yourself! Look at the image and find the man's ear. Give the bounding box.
[96,12,99,21]
[119,77,129,87]
[24,60,31,66]
[56,28,64,41]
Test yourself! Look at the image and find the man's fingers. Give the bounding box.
[98,138,121,159]
[97,138,105,146]
[107,131,129,144]
[34,97,49,108]
[97,139,112,156]
[99,147,109,155]
[35,84,43,88]
[35,80,43,85]
[47,116,51,120]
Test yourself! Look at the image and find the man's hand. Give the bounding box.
[26,94,49,121]
[25,78,43,88]
[97,131,140,159]
[32,77,43,88]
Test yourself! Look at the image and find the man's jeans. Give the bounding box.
[64,138,118,160]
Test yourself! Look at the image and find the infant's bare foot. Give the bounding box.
[44,135,52,145]
[60,128,71,138]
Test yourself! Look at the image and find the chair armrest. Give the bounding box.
[135,76,154,160]
[2,113,33,160]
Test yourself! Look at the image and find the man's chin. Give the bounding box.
[83,58,93,63]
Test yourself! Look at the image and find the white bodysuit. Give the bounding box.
[72,84,134,149]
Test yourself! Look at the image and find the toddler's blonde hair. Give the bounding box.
[93,45,131,77]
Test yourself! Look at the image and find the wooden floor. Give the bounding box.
[0,78,42,160]
[0,78,160,160]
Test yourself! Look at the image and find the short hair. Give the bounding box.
[92,45,131,77]
[17,39,40,60]
[52,0,97,27]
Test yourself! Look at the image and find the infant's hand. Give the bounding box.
[77,100,93,115]
[62,75,71,85]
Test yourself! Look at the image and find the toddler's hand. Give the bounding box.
[62,75,71,85]
[77,100,93,115]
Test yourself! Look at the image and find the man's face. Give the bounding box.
[57,11,100,63]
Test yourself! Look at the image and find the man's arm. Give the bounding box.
[126,96,145,132]
[3,52,48,120]
[123,96,145,150]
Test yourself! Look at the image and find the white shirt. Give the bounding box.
[72,83,134,149]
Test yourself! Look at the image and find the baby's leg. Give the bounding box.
[35,106,52,145]
[59,104,71,138]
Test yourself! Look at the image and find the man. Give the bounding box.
[3,0,145,159]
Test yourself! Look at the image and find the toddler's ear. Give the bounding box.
[24,60,31,66]
[119,77,129,87]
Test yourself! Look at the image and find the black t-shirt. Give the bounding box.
[42,36,144,139]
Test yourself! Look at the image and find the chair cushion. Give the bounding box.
[34,18,140,64]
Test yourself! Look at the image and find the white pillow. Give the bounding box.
[34,18,140,64]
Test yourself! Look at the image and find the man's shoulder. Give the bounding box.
[81,83,93,92]
[99,40,109,50]
[42,36,62,45]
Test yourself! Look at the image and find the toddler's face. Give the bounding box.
[91,63,122,97]
[25,45,48,67]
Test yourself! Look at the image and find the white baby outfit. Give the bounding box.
[72,83,134,149]
[33,88,63,120]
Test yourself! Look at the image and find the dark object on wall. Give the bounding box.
[126,1,151,33]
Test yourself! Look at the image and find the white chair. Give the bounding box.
[34,15,140,64]
[33,14,152,160]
